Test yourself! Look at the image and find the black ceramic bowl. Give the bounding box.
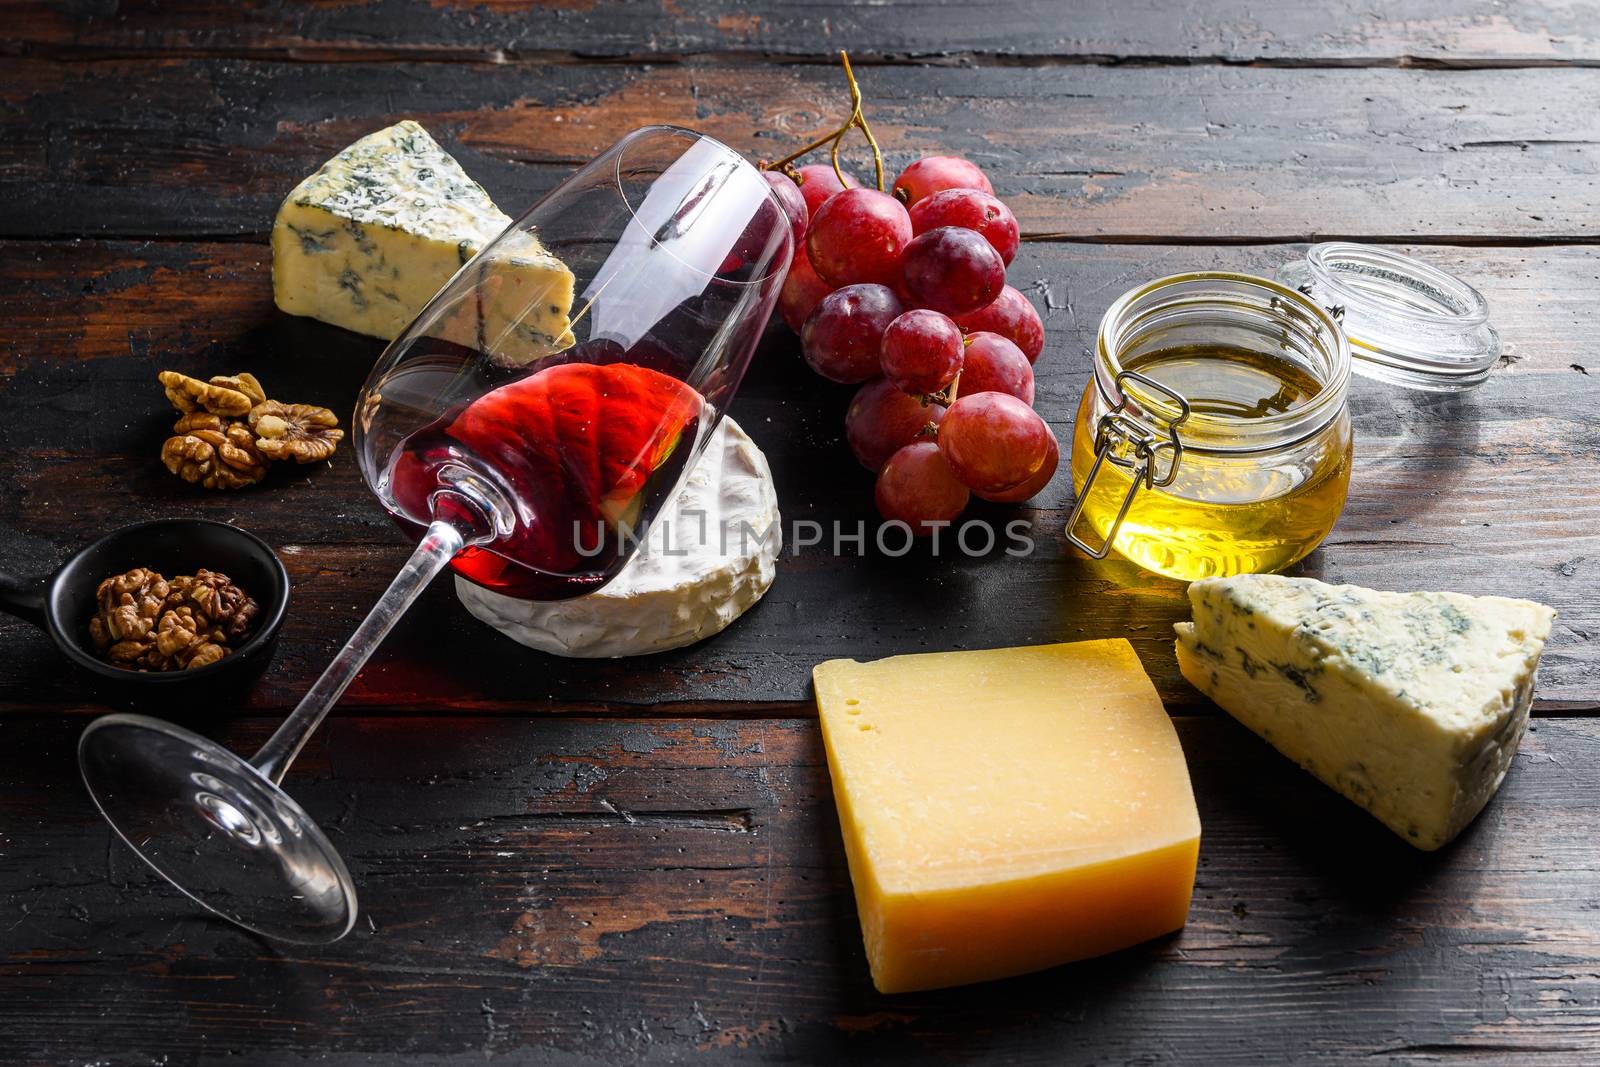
[0,518,289,704]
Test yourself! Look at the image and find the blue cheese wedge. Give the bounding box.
[1175,574,1555,850]
[271,120,574,356]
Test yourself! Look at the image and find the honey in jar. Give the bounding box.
[1067,247,1501,580]
[1068,273,1352,580]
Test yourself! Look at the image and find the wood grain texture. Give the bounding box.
[4,5,1600,1060]
[3,59,1599,242]
[1,240,1596,714]
[5,0,1599,66]
[3,713,1598,1065]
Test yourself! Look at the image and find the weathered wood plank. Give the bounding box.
[1,240,1596,713]
[5,0,1599,66]
[2,713,1598,1064]
[4,240,1592,376]
[2,59,1598,241]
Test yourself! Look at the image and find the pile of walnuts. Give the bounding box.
[89,567,261,671]
[158,370,343,490]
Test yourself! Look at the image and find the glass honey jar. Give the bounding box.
[1066,244,1500,580]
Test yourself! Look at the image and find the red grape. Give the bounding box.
[975,427,1058,503]
[909,188,1019,265]
[958,332,1034,404]
[954,285,1045,363]
[807,188,913,289]
[902,226,1005,317]
[778,247,832,333]
[892,155,993,207]
[763,170,808,247]
[800,284,904,384]
[846,378,947,472]
[793,163,860,218]
[875,441,971,535]
[937,392,1052,495]
[880,309,964,396]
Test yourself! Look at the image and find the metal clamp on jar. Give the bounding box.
[1066,243,1501,580]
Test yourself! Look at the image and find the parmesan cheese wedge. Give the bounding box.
[815,640,1200,993]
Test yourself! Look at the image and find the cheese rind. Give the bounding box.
[271,120,574,354]
[815,639,1200,994]
[455,417,779,657]
[1175,574,1555,851]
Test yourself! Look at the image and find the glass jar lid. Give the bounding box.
[1276,243,1500,392]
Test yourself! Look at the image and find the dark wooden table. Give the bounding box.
[3,3,1599,1063]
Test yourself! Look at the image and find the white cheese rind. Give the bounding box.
[455,417,780,658]
[271,120,574,354]
[1174,574,1554,851]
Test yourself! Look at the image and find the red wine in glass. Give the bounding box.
[385,353,705,601]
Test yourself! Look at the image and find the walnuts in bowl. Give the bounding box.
[157,371,344,490]
[89,567,261,672]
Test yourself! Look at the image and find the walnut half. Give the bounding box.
[249,400,344,463]
[161,412,269,490]
[88,567,171,665]
[158,370,257,417]
[170,569,260,643]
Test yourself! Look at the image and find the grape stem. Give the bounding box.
[929,369,962,408]
[760,50,886,192]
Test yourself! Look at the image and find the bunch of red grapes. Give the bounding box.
[763,156,1054,535]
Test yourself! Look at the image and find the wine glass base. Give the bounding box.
[78,713,358,944]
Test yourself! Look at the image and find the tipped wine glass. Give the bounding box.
[77,126,793,943]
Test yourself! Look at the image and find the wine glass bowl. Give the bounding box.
[76,126,794,943]
[358,124,791,599]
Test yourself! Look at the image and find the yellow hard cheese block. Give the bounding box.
[814,639,1200,994]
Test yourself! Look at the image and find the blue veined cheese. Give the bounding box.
[270,120,574,356]
[1174,574,1555,851]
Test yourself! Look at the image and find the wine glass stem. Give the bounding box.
[251,519,467,785]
